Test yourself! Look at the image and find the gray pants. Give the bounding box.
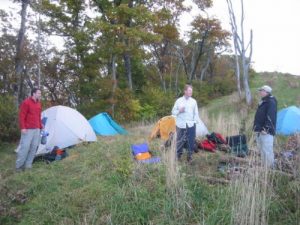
[16,129,40,170]
[256,133,274,167]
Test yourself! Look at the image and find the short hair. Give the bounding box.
[184,84,193,91]
[31,87,40,96]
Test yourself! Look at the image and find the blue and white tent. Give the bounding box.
[276,106,300,135]
[89,112,128,136]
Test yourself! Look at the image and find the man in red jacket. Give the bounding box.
[16,88,42,171]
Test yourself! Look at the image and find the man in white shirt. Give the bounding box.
[172,84,201,162]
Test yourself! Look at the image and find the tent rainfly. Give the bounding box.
[276,106,300,135]
[36,105,97,155]
[89,112,128,136]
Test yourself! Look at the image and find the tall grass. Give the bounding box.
[230,134,273,225]
[201,108,241,136]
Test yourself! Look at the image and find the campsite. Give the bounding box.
[1,73,300,224]
[0,0,300,224]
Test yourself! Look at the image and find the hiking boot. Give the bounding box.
[15,168,24,173]
[177,157,183,163]
[187,158,196,165]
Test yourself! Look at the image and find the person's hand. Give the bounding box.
[179,106,185,113]
[261,130,267,135]
[21,129,27,134]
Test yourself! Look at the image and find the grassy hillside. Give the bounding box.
[0,73,299,225]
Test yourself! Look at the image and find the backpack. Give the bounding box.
[198,140,217,152]
[206,132,227,145]
[226,134,248,157]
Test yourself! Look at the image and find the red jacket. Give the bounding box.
[19,97,42,129]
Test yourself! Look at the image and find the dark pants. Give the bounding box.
[176,125,196,160]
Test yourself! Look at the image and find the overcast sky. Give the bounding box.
[1,0,300,75]
[181,0,300,75]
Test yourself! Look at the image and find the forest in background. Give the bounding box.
[0,0,254,141]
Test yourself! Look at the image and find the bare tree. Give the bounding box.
[226,0,253,105]
[15,0,30,105]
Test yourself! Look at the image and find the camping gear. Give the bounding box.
[131,143,160,163]
[36,105,97,156]
[40,130,49,145]
[206,132,227,145]
[198,132,228,152]
[34,146,68,163]
[149,115,209,142]
[226,134,248,157]
[89,112,128,136]
[198,139,216,152]
[196,120,209,137]
[149,116,176,141]
[131,143,149,155]
[135,152,152,160]
[276,106,300,135]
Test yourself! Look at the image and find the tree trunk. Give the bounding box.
[174,63,180,93]
[226,0,252,105]
[37,14,41,87]
[200,53,211,81]
[111,55,117,116]
[123,52,133,90]
[233,35,242,97]
[15,0,29,105]
[189,30,208,82]
[240,1,252,105]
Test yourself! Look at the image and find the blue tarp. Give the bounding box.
[89,112,128,136]
[276,106,300,135]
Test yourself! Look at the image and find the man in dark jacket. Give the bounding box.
[253,85,277,167]
[16,88,42,171]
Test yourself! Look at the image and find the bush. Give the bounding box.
[114,88,142,122]
[138,104,156,120]
[138,86,174,118]
[0,95,19,142]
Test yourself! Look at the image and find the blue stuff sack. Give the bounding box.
[131,143,149,156]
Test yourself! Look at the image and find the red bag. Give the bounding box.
[215,133,227,144]
[198,140,216,152]
[206,132,227,144]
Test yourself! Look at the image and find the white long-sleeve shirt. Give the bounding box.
[171,96,201,128]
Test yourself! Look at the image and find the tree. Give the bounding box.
[92,0,159,90]
[178,16,230,82]
[0,10,17,95]
[36,0,100,106]
[226,0,253,105]
[15,0,30,105]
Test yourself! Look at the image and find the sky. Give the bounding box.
[1,0,300,75]
[181,0,300,75]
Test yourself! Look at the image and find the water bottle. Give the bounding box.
[41,130,49,145]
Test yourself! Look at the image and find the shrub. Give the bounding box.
[138,86,174,118]
[0,95,19,142]
[138,104,156,120]
[114,88,142,122]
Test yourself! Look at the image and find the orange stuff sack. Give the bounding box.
[135,152,152,160]
[56,149,64,155]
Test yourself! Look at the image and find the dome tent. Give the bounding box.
[276,106,300,135]
[149,115,209,141]
[36,106,97,155]
[89,112,128,136]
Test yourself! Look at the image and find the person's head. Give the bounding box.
[31,87,41,101]
[184,84,193,98]
[258,85,272,97]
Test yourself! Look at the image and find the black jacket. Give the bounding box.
[253,95,277,135]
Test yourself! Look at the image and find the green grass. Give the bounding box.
[0,72,299,225]
[0,137,232,225]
